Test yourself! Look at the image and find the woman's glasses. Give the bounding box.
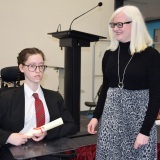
[23,64,47,72]
[109,21,132,28]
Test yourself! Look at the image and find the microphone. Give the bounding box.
[56,24,61,32]
[69,2,103,30]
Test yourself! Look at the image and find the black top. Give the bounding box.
[93,42,160,136]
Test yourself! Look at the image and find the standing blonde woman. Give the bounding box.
[88,5,160,160]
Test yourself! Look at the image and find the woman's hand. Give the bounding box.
[134,133,149,149]
[32,131,47,142]
[7,133,31,146]
[87,118,98,134]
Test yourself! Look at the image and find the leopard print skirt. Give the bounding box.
[96,88,157,160]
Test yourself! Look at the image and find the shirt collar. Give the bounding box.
[24,83,42,98]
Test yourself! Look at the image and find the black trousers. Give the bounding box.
[0,146,60,160]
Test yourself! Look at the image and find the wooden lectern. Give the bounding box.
[48,30,106,131]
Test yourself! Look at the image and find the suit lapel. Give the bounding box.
[13,86,25,131]
[42,88,60,121]
[42,88,54,114]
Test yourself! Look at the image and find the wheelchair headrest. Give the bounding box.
[1,66,25,82]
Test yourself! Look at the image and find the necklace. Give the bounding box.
[118,45,133,89]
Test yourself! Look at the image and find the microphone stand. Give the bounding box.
[69,2,102,30]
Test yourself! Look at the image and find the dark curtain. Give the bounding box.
[66,144,96,160]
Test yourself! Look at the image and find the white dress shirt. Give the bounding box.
[20,83,50,134]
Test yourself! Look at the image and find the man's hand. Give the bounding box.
[7,133,31,146]
[32,131,47,142]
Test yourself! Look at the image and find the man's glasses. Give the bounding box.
[23,64,47,72]
[109,21,132,28]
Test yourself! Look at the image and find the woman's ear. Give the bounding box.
[19,64,24,73]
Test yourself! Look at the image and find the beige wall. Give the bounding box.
[0,0,114,111]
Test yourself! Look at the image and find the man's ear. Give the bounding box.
[19,64,24,73]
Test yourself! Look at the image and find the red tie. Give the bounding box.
[33,93,45,127]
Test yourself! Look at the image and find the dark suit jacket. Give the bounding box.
[0,86,78,145]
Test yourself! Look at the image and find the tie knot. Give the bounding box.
[33,93,39,99]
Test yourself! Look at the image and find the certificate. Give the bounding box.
[25,117,63,136]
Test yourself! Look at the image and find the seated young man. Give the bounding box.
[0,48,78,160]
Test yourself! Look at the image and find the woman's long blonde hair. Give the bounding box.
[108,5,153,55]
